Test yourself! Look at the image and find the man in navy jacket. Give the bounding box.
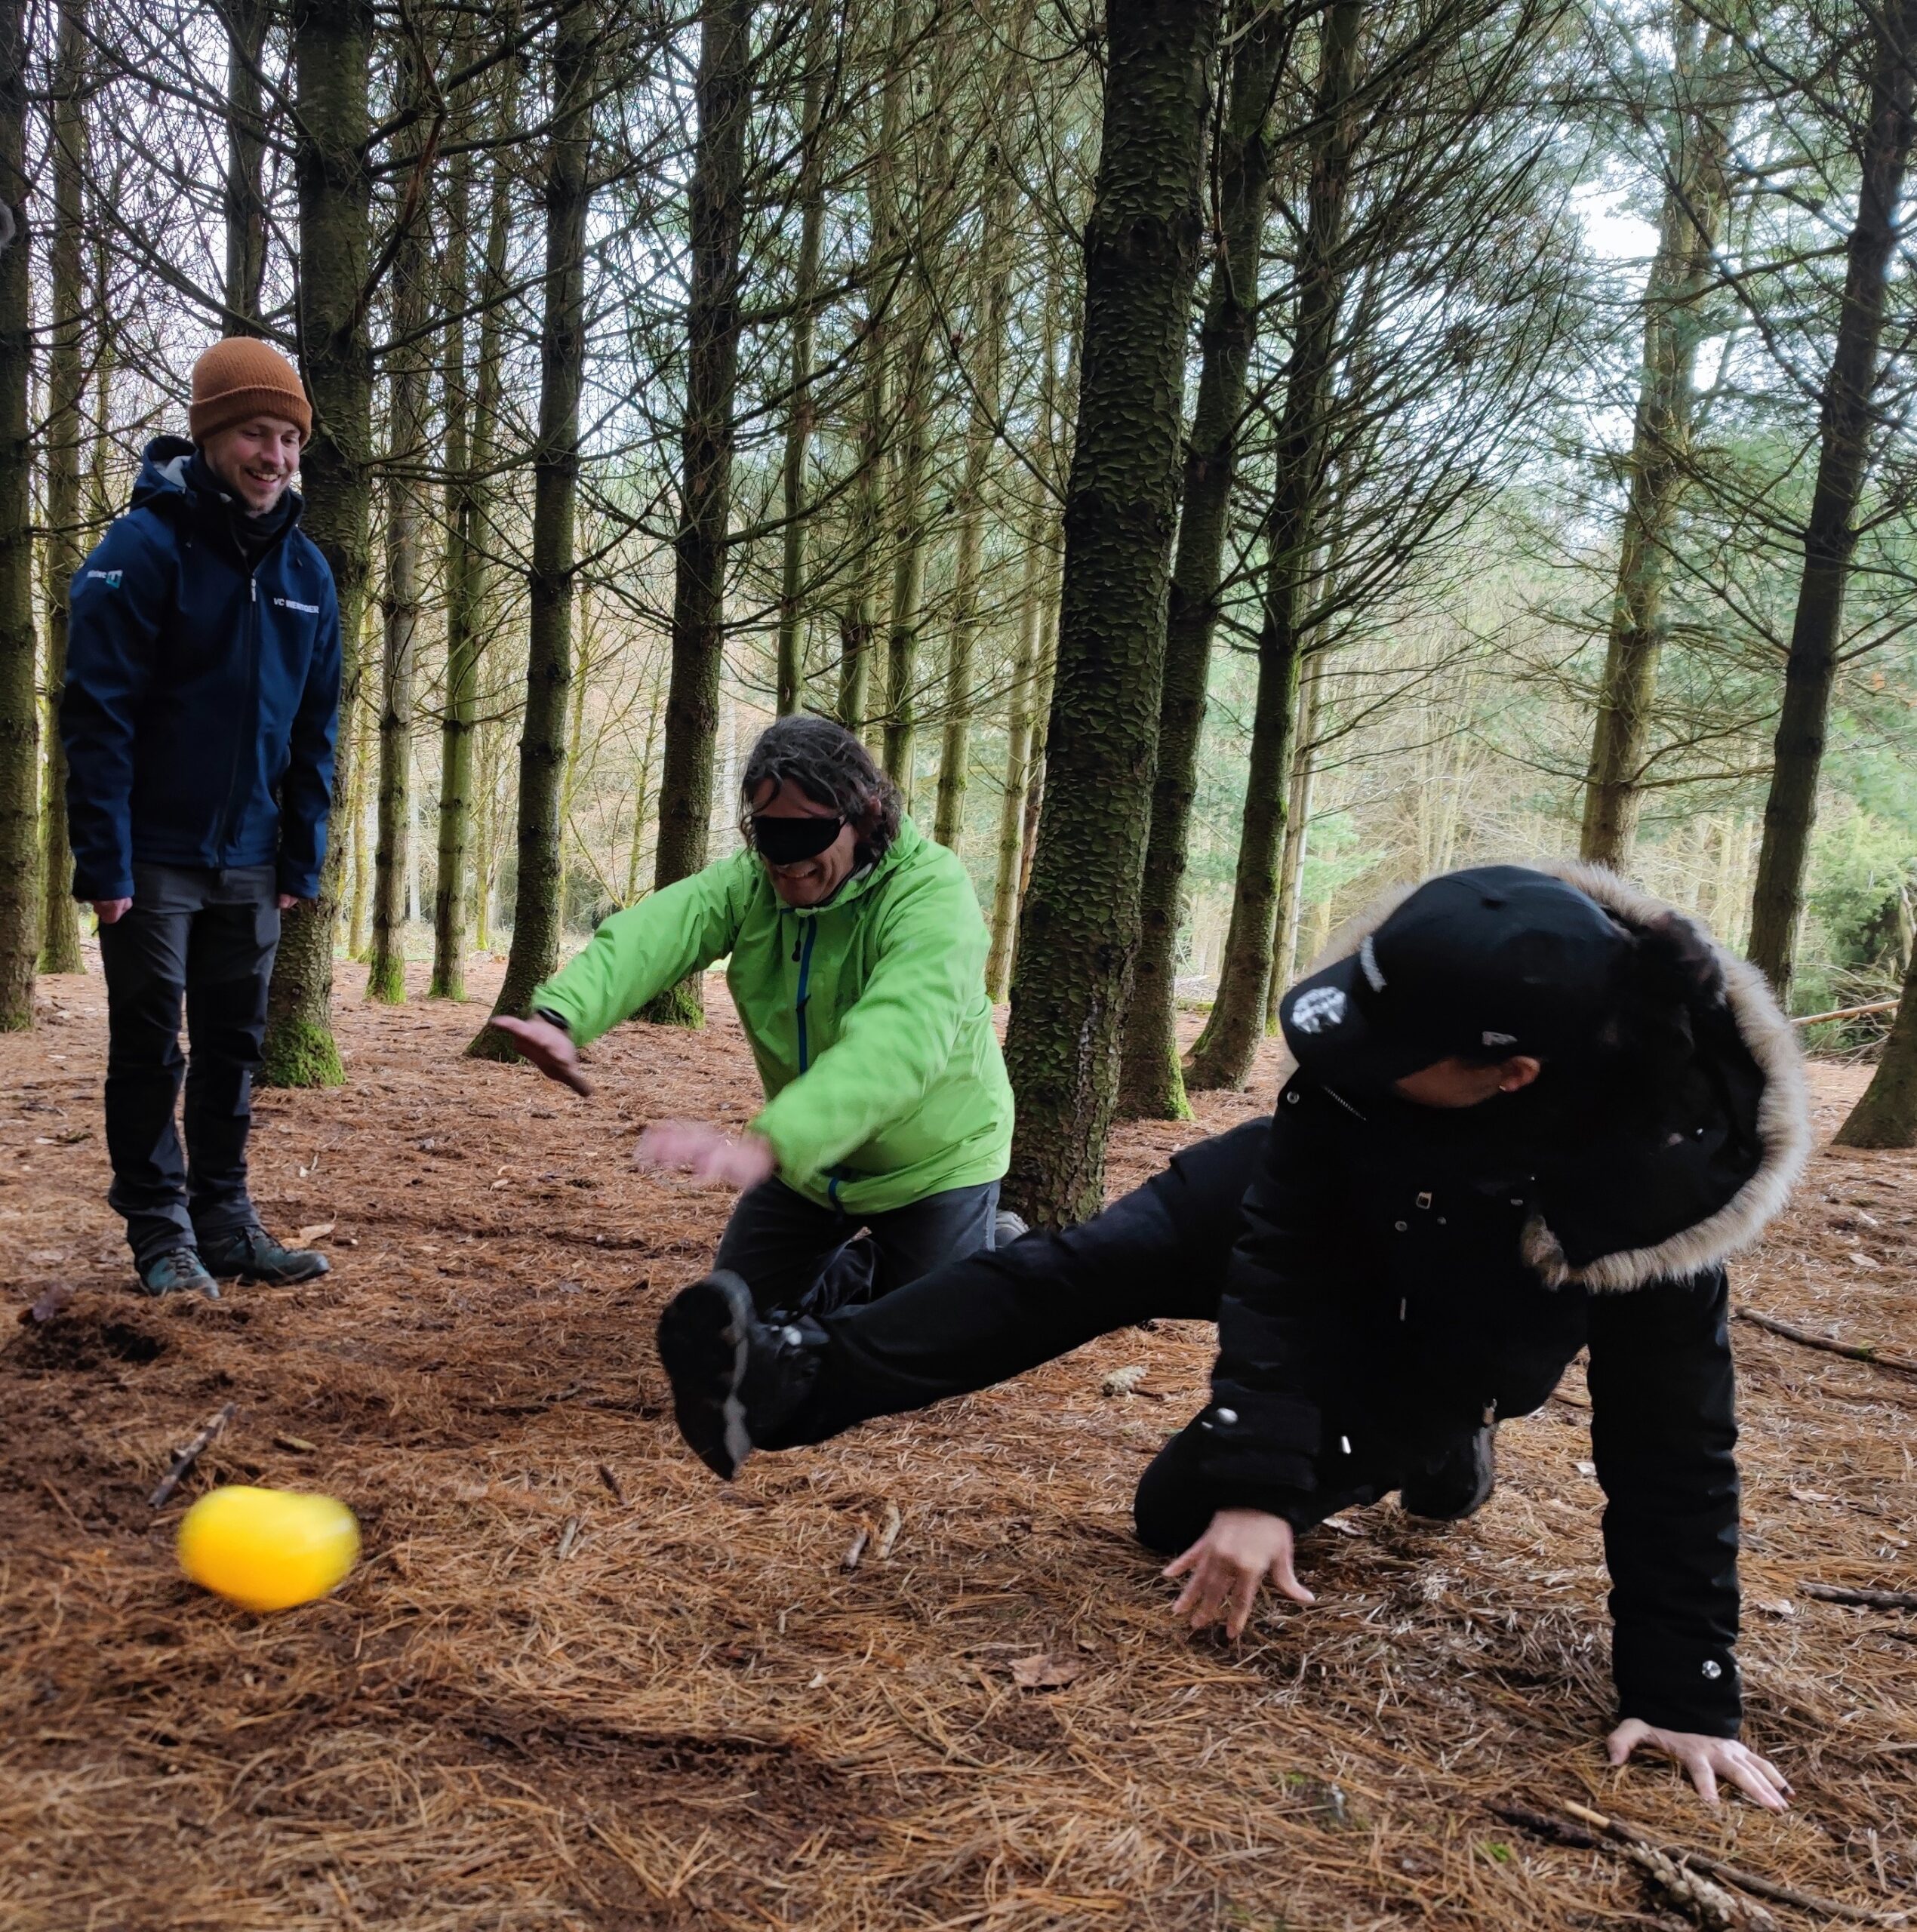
[61,337,341,1297]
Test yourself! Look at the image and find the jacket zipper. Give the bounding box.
[794,916,817,1072]
[217,565,264,860]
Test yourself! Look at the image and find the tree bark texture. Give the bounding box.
[1268,643,1322,1020]
[645,0,754,1028]
[776,0,830,717]
[223,0,269,330]
[1116,0,1289,1118]
[0,0,33,1030]
[1001,0,1225,1226]
[1835,936,1917,1147]
[262,0,374,1085]
[1746,0,1916,999]
[477,0,596,1043]
[40,0,86,974]
[368,98,432,1004]
[1186,0,1361,1094]
[432,77,513,1000]
[1578,14,1733,870]
[985,481,1050,996]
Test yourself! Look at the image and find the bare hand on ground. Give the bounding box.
[489,1014,592,1097]
[1607,1718,1791,1811]
[91,898,131,925]
[635,1119,775,1190]
[1164,1508,1315,1638]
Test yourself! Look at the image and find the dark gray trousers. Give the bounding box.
[713,1174,1002,1319]
[95,863,278,1263]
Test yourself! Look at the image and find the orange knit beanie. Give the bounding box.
[189,337,312,445]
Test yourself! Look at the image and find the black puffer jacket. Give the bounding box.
[1202,864,1810,1736]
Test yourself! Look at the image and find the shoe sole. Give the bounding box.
[1400,1433,1497,1522]
[206,1260,331,1285]
[657,1271,756,1481]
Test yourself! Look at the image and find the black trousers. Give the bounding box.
[715,1174,1001,1319]
[753,1119,1428,1549]
[96,863,278,1263]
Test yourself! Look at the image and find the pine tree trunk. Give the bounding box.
[1116,0,1288,1119]
[1186,0,1361,1094]
[1746,0,1916,998]
[776,0,829,718]
[625,665,665,903]
[39,0,85,974]
[368,105,431,1006]
[1001,0,1226,1226]
[644,0,754,1029]
[882,309,934,808]
[985,484,1048,997]
[263,0,374,1085]
[1835,938,1917,1146]
[1267,645,1322,1019]
[223,0,269,331]
[837,303,888,732]
[1579,15,1732,870]
[475,1,596,1046]
[345,669,374,957]
[0,0,32,1031]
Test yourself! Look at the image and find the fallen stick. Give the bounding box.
[1559,1798,1905,1927]
[876,1502,903,1561]
[842,1527,869,1573]
[596,1462,624,1503]
[1734,1309,1917,1379]
[1802,1582,1917,1611]
[1792,999,1900,1028]
[149,1402,237,1508]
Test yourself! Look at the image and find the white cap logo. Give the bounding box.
[1291,986,1348,1034]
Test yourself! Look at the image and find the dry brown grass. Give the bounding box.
[1,958,1912,1930]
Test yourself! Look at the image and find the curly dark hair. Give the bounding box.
[739,714,903,865]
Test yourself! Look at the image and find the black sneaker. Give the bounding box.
[198,1225,331,1286]
[1400,1423,1497,1521]
[139,1246,220,1300]
[657,1270,820,1481]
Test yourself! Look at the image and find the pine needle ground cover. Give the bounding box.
[2,963,1912,1930]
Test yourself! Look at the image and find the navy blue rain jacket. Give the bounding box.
[60,436,342,902]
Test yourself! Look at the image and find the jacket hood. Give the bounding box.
[131,434,306,526]
[1302,860,1811,1293]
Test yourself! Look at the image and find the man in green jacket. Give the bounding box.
[492,715,1016,1315]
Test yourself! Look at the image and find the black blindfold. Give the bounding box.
[752,814,846,863]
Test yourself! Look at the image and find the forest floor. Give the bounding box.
[2,955,1914,1932]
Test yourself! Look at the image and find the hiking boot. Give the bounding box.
[138,1246,220,1300]
[1400,1422,1497,1521]
[657,1269,822,1481]
[993,1208,1029,1248]
[198,1225,331,1286]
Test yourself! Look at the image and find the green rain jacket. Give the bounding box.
[529,817,1014,1215]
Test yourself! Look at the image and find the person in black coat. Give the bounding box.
[656,864,1810,1810]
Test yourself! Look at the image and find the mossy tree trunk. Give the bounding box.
[223,0,269,331]
[1835,938,1917,1146]
[1746,0,1916,1000]
[1186,0,1362,1095]
[1116,0,1290,1119]
[0,0,33,1031]
[262,0,374,1086]
[1001,0,1226,1226]
[39,0,86,975]
[644,0,754,1029]
[985,480,1049,997]
[475,1,596,1047]
[776,0,830,718]
[1579,11,1734,871]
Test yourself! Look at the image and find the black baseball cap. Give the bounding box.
[1278,866,1631,1087]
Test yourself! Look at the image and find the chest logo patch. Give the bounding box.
[85,568,122,589]
[272,595,320,615]
[1291,986,1348,1034]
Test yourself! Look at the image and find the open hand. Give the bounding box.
[489,1013,592,1097]
[635,1119,775,1191]
[1607,1718,1791,1811]
[1163,1507,1315,1638]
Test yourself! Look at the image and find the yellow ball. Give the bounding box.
[177,1486,361,1611]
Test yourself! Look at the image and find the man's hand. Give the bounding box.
[1607,1718,1791,1811]
[276,892,302,912]
[635,1120,776,1191]
[1163,1507,1315,1638]
[489,1013,592,1097]
[91,898,131,925]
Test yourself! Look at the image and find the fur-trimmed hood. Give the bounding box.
[1299,861,1812,1294]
